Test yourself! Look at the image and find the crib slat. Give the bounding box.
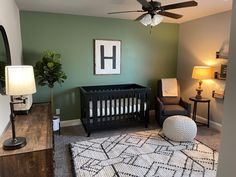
[127,93,130,120]
[135,93,139,119]
[145,91,150,127]
[123,97,126,120]
[114,95,117,121]
[99,96,103,126]
[119,97,121,121]
[109,95,112,122]
[140,92,145,121]
[131,92,134,120]
[105,96,108,124]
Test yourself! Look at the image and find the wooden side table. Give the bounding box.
[189,97,210,127]
[0,103,54,177]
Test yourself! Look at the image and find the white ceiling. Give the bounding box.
[15,0,233,23]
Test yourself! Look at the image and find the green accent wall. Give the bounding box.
[20,11,179,121]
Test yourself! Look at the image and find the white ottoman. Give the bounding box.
[163,115,197,141]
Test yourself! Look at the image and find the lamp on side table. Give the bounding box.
[3,65,36,150]
[192,66,212,99]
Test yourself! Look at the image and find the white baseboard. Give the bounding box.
[60,111,222,131]
[151,109,222,131]
[60,110,156,128]
[195,115,222,132]
[61,119,81,127]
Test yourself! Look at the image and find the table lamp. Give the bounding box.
[3,65,36,150]
[192,66,212,99]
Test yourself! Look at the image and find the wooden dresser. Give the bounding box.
[0,103,54,177]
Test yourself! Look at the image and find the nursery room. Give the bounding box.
[0,0,236,177]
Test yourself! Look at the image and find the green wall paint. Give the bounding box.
[20,11,179,121]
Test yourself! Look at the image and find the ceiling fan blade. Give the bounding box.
[137,0,152,9]
[135,13,148,21]
[162,1,198,11]
[157,11,183,19]
[108,10,144,14]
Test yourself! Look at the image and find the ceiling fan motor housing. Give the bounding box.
[142,1,161,11]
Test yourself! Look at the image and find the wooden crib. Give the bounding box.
[80,84,150,136]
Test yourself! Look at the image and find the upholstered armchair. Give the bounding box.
[155,79,191,126]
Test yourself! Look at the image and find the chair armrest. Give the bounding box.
[155,97,164,114]
[180,98,191,116]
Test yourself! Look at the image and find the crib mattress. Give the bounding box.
[89,98,147,117]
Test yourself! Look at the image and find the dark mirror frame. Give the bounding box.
[0,25,12,95]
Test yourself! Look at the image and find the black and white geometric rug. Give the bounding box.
[70,130,218,177]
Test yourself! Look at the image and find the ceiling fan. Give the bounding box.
[108,0,198,26]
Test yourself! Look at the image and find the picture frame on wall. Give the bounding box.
[94,39,121,75]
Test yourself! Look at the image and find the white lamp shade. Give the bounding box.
[5,65,36,96]
[151,15,163,26]
[140,14,152,26]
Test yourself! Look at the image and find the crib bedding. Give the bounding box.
[89,98,147,117]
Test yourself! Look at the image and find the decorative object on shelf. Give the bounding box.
[216,51,228,59]
[216,41,229,59]
[192,66,212,99]
[3,65,36,150]
[212,90,224,99]
[34,51,67,112]
[94,39,121,75]
[215,64,227,80]
[108,0,198,27]
[0,25,11,95]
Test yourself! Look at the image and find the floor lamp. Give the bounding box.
[3,65,36,150]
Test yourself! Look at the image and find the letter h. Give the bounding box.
[100,45,116,69]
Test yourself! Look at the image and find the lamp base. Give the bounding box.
[195,88,203,99]
[3,137,27,150]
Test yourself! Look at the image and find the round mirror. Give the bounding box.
[0,25,11,95]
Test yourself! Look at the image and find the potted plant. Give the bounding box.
[34,51,67,112]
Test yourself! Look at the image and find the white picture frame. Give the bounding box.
[94,39,121,75]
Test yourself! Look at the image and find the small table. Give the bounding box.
[189,97,210,127]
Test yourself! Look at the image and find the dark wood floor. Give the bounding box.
[54,115,221,177]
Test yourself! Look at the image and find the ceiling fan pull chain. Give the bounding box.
[149,26,152,35]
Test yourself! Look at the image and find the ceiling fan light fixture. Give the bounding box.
[151,14,163,26]
[140,14,163,26]
[140,14,152,26]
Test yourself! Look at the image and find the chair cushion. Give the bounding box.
[161,97,180,105]
[162,105,188,116]
[163,115,197,141]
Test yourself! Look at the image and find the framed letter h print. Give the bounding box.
[94,39,121,75]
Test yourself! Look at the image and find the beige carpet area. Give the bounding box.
[54,116,221,177]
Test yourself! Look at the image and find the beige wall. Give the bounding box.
[177,11,231,125]
[217,1,236,176]
[0,0,22,136]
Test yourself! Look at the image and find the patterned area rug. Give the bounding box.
[70,130,218,177]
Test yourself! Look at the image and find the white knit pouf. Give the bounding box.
[163,115,197,141]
